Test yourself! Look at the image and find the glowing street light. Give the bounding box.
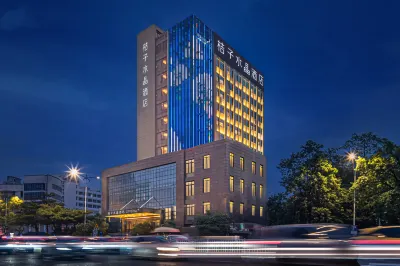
[346,152,357,227]
[66,164,83,181]
[347,152,356,162]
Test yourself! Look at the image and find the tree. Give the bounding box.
[267,193,290,225]
[0,196,23,234]
[278,141,347,224]
[351,142,400,227]
[194,212,232,236]
[343,132,389,158]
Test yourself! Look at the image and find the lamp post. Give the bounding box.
[347,152,357,226]
[66,165,100,228]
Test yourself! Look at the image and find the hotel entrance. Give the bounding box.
[106,208,163,234]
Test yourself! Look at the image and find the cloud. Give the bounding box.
[0,75,108,111]
[0,6,38,31]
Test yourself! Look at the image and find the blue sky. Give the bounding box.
[0,0,399,193]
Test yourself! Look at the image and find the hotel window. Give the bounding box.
[240,179,244,194]
[203,155,210,169]
[252,182,256,197]
[203,178,210,193]
[203,202,211,214]
[229,176,234,192]
[240,157,244,171]
[161,146,167,154]
[229,152,234,167]
[260,206,264,217]
[240,203,244,215]
[185,204,195,216]
[252,161,256,175]
[259,184,264,199]
[185,159,194,174]
[252,205,256,216]
[165,207,171,220]
[185,181,194,197]
[229,201,234,213]
[260,164,264,177]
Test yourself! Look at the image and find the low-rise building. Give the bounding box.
[23,174,64,203]
[0,176,23,199]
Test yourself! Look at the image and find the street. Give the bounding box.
[0,254,256,266]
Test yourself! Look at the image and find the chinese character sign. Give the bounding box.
[213,33,264,89]
[142,41,149,108]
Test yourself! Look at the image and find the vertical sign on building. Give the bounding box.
[137,26,158,160]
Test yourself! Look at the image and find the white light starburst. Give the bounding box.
[66,163,83,181]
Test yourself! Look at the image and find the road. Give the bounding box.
[0,254,260,266]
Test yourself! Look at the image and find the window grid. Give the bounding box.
[203,178,211,193]
[240,157,245,171]
[203,202,211,214]
[186,181,195,197]
[186,159,195,174]
[185,204,195,216]
[203,155,211,169]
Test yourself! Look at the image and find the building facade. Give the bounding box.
[137,15,264,161]
[103,15,266,232]
[102,139,266,230]
[23,174,64,203]
[0,176,23,199]
[64,181,102,214]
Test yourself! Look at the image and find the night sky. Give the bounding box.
[1,0,399,194]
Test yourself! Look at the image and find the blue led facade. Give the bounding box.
[168,15,214,152]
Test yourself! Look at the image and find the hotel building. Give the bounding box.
[102,15,266,231]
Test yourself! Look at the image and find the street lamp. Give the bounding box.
[65,164,100,228]
[347,152,357,226]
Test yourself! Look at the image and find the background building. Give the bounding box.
[23,174,64,203]
[137,15,264,161]
[0,176,23,199]
[64,181,102,214]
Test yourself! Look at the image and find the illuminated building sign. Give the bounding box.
[141,42,149,108]
[213,33,264,89]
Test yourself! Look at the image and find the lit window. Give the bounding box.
[229,201,234,213]
[203,202,211,214]
[252,182,256,197]
[185,181,194,197]
[161,146,167,154]
[230,176,234,192]
[162,117,168,124]
[162,59,167,65]
[203,155,210,169]
[165,208,171,220]
[229,153,234,167]
[240,179,244,194]
[260,206,264,217]
[259,184,263,199]
[240,203,244,215]
[185,159,194,174]
[203,178,210,193]
[185,204,195,216]
[260,164,264,177]
[162,102,168,110]
[240,157,244,171]
[161,132,168,139]
[162,88,168,95]
[252,205,256,216]
[252,161,256,175]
